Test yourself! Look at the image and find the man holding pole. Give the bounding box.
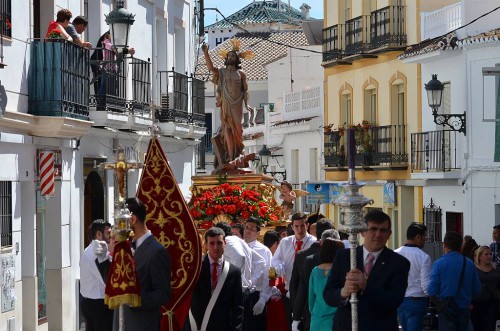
[323,210,410,331]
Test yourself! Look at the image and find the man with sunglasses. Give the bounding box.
[323,210,410,331]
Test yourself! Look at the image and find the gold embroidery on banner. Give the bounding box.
[111,248,137,291]
[138,139,197,292]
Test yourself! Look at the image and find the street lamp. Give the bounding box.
[105,0,135,54]
[258,145,286,181]
[424,74,466,135]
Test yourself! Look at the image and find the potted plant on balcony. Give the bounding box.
[354,120,374,165]
[322,123,335,134]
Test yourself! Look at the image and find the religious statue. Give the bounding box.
[202,39,256,173]
[99,147,142,200]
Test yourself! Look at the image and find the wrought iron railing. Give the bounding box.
[29,40,90,120]
[129,57,151,115]
[157,69,189,123]
[324,124,408,167]
[89,48,127,113]
[190,75,206,126]
[322,24,344,62]
[411,130,459,172]
[370,5,407,49]
[345,16,370,55]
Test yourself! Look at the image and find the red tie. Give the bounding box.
[365,253,375,277]
[211,262,218,290]
[295,240,303,256]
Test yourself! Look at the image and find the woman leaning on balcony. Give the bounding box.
[45,9,73,42]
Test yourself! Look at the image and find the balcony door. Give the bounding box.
[391,81,405,155]
[340,91,352,127]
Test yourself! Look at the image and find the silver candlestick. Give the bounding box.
[334,129,373,331]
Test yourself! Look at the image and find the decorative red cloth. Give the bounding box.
[267,276,288,331]
[104,240,141,309]
[136,138,202,331]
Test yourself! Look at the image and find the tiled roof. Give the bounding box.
[195,31,309,81]
[399,28,500,60]
[205,1,305,30]
[457,29,500,47]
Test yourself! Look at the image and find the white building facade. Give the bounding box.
[0,0,204,330]
[402,0,500,246]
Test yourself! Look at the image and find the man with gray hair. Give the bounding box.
[291,219,335,331]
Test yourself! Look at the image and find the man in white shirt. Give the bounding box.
[79,219,113,331]
[395,222,432,331]
[272,212,317,326]
[214,222,265,293]
[243,217,273,330]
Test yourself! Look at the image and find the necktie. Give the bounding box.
[295,240,303,256]
[211,262,218,290]
[365,253,375,277]
[131,241,136,250]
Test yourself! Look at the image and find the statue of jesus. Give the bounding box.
[202,39,256,173]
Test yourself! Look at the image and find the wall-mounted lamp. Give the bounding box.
[425,74,466,135]
[258,145,286,181]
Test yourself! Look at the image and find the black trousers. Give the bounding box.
[243,290,266,331]
[82,297,114,331]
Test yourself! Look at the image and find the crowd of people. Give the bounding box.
[79,199,500,331]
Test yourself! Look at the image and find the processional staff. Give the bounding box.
[334,128,373,331]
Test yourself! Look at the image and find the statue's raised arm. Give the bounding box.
[201,43,218,76]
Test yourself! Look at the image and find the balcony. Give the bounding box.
[421,3,462,40]
[89,49,152,131]
[28,40,92,138]
[322,24,344,62]
[370,5,407,50]
[324,124,408,170]
[156,69,206,139]
[345,16,370,55]
[322,5,407,65]
[411,130,460,179]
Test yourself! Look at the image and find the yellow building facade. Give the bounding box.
[323,0,423,247]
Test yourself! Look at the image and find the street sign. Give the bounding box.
[305,182,344,205]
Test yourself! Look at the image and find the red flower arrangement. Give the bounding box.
[188,183,282,229]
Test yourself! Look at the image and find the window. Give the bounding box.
[494,64,500,161]
[0,181,12,247]
[0,0,12,38]
[364,87,377,124]
[391,82,405,125]
[340,92,352,126]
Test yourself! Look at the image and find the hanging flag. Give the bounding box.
[39,151,55,199]
[137,138,202,331]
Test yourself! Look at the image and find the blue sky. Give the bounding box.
[203,0,324,26]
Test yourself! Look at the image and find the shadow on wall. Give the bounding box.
[0,81,7,116]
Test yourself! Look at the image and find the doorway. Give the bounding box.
[83,171,105,248]
[446,212,463,236]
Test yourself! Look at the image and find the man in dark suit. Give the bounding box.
[188,227,243,331]
[323,210,410,331]
[114,197,171,331]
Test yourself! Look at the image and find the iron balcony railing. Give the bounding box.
[129,57,151,115]
[29,40,90,120]
[345,15,370,55]
[89,48,127,113]
[322,24,344,62]
[190,75,206,126]
[411,130,459,172]
[322,4,407,62]
[157,69,189,123]
[370,5,407,49]
[324,124,408,168]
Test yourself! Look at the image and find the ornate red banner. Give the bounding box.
[136,138,202,331]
